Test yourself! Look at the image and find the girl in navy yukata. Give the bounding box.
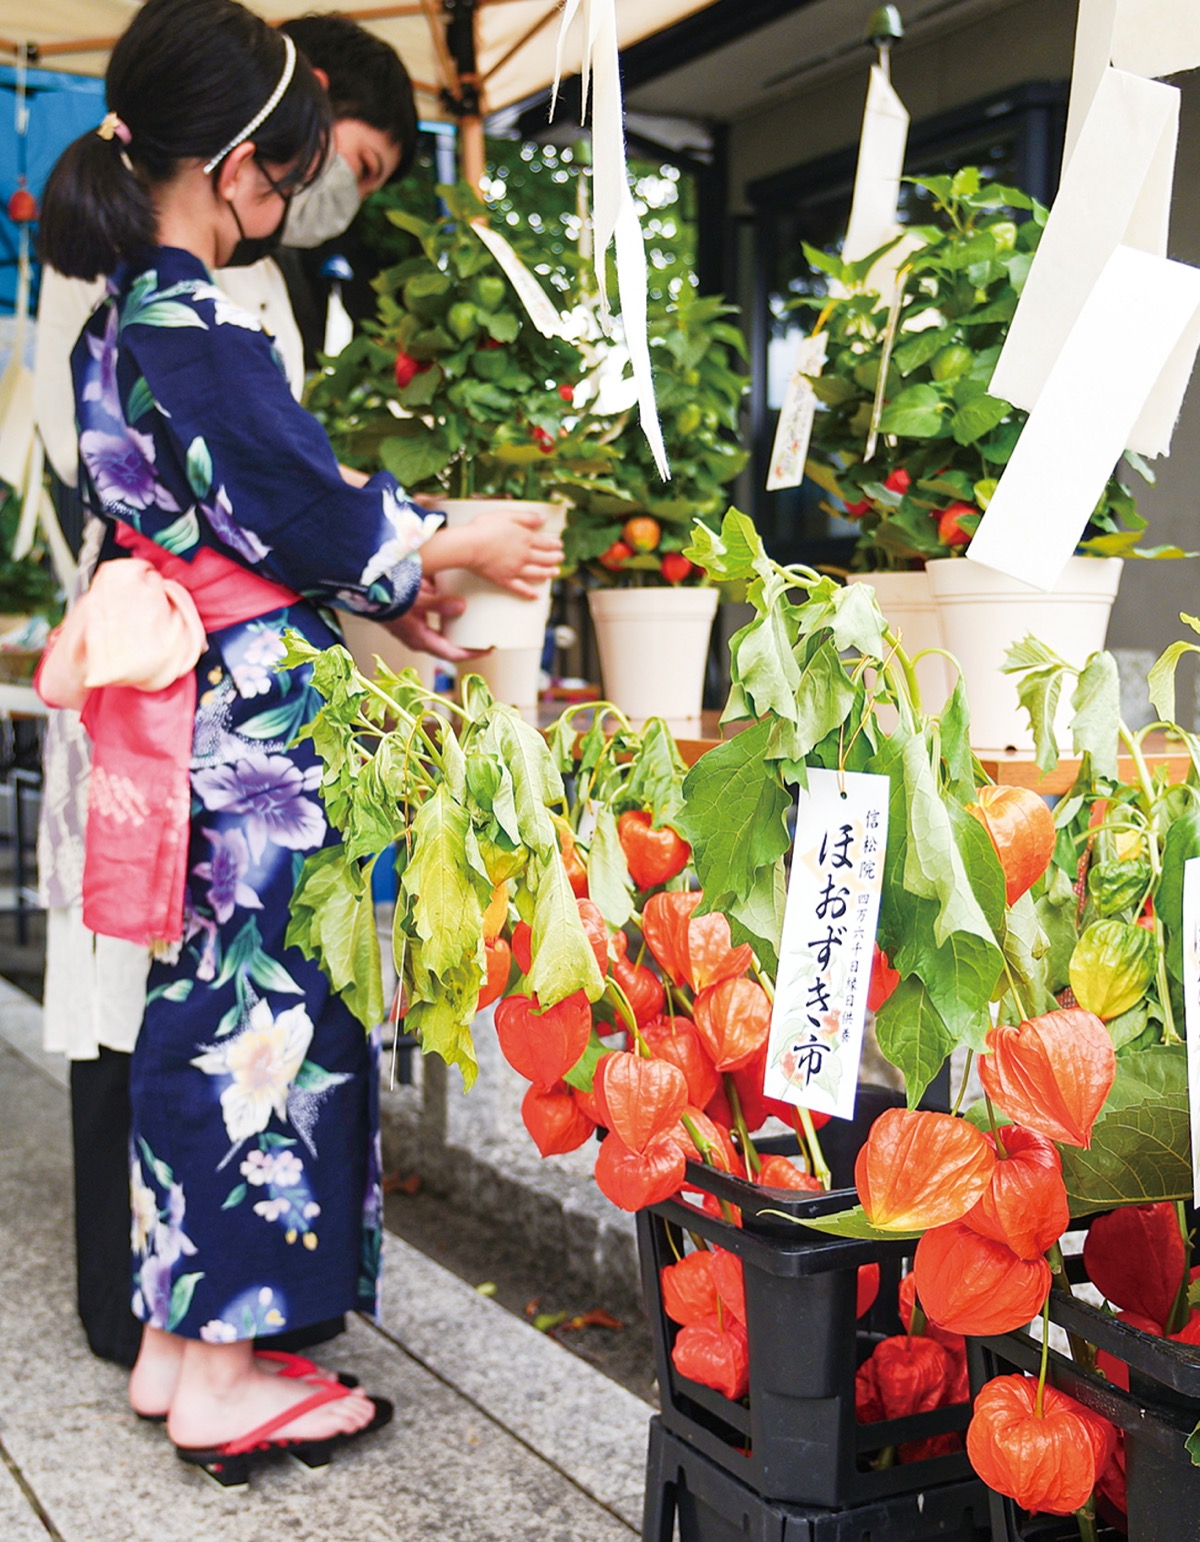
[38,0,560,1486]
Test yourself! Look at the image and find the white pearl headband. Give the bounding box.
[202,33,297,176]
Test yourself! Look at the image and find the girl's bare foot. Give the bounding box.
[130,1329,352,1421]
[129,1325,184,1418]
[165,1339,376,1449]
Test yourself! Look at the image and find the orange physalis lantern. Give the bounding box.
[962,1126,1070,1261]
[660,1251,718,1326]
[967,1375,1115,1516]
[913,1222,1051,1336]
[641,1015,720,1110]
[520,1083,595,1157]
[966,785,1056,906]
[593,1130,685,1211]
[978,1008,1115,1149]
[692,977,772,1071]
[642,890,752,991]
[595,1052,689,1154]
[494,991,591,1089]
[855,1109,996,1231]
[1082,1203,1186,1331]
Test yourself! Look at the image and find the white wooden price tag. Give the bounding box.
[763,768,889,1121]
[766,333,827,492]
[1181,855,1200,1206]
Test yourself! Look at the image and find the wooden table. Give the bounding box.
[539,705,1192,788]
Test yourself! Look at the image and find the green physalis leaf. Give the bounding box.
[287,847,383,1030]
[587,803,634,929]
[1071,652,1119,781]
[874,976,955,1106]
[1060,1046,1192,1212]
[402,786,485,980]
[676,719,793,937]
[777,1204,921,1242]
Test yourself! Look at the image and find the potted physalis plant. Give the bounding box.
[563,286,750,724]
[797,167,1184,752]
[306,182,614,701]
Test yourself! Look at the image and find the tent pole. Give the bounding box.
[443,0,484,190]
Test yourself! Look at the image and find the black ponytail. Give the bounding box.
[39,134,155,281]
[40,0,330,281]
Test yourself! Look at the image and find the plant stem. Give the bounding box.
[1035,1292,1051,1418]
[1047,1241,1096,1371]
[607,978,648,1052]
[724,1077,760,1176]
[1166,1200,1192,1336]
[798,1108,832,1190]
[1000,954,1030,1025]
[1120,723,1181,1045]
[951,1050,974,1116]
[983,1093,1008,1159]
[1074,1498,1099,1542]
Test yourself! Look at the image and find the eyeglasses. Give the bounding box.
[253,157,297,203]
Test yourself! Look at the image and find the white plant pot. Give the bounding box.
[926,556,1123,754]
[588,585,719,728]
[436,498,566,651]
[846,571,952,724]
[337,612,437,690]
[462,646,543,717]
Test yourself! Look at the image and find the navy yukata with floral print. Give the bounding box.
[74,245,437,1344]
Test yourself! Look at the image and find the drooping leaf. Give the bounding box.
[402,786,485,980]
[874,976,955,1106]
[526,850,605,1008]
[1071,652,1120,781]
[677,719,793,914]
[287,847,384,1030]
[587,803,634,929]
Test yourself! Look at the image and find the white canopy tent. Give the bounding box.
[0,0,720,182]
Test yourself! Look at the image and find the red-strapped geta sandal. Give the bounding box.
[136,1349,359,1425]
[174,1382,393,1489]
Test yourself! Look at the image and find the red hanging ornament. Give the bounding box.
[7,180,37,224]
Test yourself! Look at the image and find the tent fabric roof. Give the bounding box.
[0,0,720,120]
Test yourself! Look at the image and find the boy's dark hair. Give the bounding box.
[281,14,418,181]
[39,0,330,280]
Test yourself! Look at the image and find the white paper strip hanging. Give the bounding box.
[989,68,1178,435]
[968,246,1200,589]
[1064,0,1200,168]
[767,333,827,492]
[470,221,568,340]
[552,0,669,480]
[842,65,910,268]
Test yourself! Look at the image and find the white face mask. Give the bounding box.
[282,152,362,249]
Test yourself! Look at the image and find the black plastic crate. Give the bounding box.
[969,1285,1200,1542]
[643,1416,990,1542]
[639,1086,975,1508]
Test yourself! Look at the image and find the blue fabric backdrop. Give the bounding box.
[0,64,105,315]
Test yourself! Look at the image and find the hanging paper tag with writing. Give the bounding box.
[766,332,828,491]
[763,768,889,1120]
[1180,856,1200,1205]
[469,221,567,340]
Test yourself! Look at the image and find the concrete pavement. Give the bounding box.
[0,979,652,1542]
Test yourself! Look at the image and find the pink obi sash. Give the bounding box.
[36,525,299,946]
